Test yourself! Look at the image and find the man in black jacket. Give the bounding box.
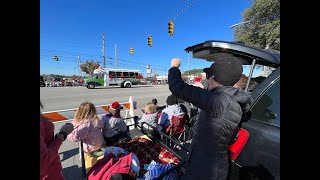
[169,57,252,180]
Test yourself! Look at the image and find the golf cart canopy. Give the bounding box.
[185,40,280,68]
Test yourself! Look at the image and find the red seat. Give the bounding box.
[228,128,250,161]
[165,114,187,144]
[165,114,187,134]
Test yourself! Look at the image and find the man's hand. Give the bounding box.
[171,58,181,68]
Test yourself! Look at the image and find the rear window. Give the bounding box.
[245,65,276,92]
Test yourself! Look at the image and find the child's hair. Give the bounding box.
[74,102,98,122]
[144,102,156,113]
[166,94,179,106]
[151,99,158,105]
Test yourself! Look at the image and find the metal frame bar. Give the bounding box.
[79,123,191,179]
[245,58,257,92]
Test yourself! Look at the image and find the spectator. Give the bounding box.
[67,102,105,154]
[248,76,267,92]
[151,99,158,106]
[102,101,131,146]
[168,57,252,180]
[234,74,248,90]
[158,94,184,130]
[136,102,158,130]
[40,101,74,180]
[151,98,166,112]
[193,76,204,89]
[79,79,84,86]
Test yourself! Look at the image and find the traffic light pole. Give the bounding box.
[102,32,106,68]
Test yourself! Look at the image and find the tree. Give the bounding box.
[80,60,100,75]
[182,69,203,76]
[234,0,280,51]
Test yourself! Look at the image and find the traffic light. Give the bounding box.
[54,55,58,61]
[168,21,174,36]
[148,36,152,47]
[130,48,133,55]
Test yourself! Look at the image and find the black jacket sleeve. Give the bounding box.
[168,67,215,112]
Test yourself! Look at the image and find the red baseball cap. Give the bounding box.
[110,101,123,110]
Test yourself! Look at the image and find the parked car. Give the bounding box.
[185,40,280,180]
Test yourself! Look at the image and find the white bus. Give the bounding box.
[84,68,141,89]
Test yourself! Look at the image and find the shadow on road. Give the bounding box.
[59,148,79,162]
[92,85,156,89]
[62,165,83,180]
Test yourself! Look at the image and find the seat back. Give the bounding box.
[166,114,187,134]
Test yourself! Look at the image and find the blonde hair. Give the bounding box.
[144,102,156,113]
[74,102,98,122]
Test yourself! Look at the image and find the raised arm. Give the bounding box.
[168,67,214,112]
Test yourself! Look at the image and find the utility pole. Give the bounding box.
[78,56,81,77]
[102,32,106,68]
[115,44,118,69]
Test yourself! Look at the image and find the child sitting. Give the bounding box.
[102,101,131,146]
[158,94,184,132]
[67,102,105,153]
[137,102,158,130]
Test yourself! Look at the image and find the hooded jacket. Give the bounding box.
[159,104,184,127]
[168,67,252,180]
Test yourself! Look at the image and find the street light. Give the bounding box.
[229,21,250,29]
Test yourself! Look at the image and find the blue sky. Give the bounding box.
[40,0,260,77]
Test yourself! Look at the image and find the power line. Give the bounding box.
[41,49,167,70]
[170,0,198,22]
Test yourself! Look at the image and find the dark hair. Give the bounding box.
[151,99,158,105]
[166,94,179,106]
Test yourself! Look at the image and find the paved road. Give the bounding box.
[40,85,170,112]
[40,85,171,180]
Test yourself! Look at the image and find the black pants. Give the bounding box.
[105,132,131,146]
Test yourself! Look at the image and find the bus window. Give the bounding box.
[134,72,138,78]
[116,72,122,78]
[109,71,116,78]
[123,72,129,78]
[129,72,135,78]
